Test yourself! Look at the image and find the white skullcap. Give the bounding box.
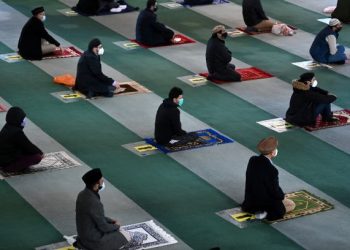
[329,18,341,26]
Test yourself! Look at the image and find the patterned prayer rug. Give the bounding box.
[130,34,195,48]
[292,60,333,70]
[237,25,297,35]
[121,220,178,249]
[115,81,151,96]
[145,128,234,153]
[269,190,334,223]
[0,103,7,112]
[304,110,350,131]
[0,151,81,179]
[199,67,273,84]
[42,47,82,60]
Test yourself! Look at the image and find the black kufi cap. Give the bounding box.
[82,168,102,187]
[31,6,44,16]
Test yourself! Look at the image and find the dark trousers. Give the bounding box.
[209,64,242,82]
[314,103,332,120]
[1,153,42,172]
[170,132,199,146]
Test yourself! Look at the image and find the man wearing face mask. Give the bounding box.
[242,136,295,221]
[135,0,175,46]
[0,107,43,172]
[75,168,147,250]
[205,25,241,82]
[18,6,61,60]
[155,87,197,145]
[74,38,118,99]
[310,18,348,64]
[285,72,338,127]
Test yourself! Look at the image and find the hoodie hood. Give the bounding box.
[292,79,310,91]
[163,98,178,108]
[6,107,26,127]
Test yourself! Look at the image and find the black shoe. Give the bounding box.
[245,26,258,33]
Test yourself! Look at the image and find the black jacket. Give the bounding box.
[242,0,269,27]
[18,16,60,60]
[75,50,114,95]
[206,35,241,81]
[184,0,213,6]
[76,188,128,250]
[155,98,186,144]
[242,155,285,220]
[285,80,336,126]
[74,0,99,15]
[0,107,42,166]
[332,0,350,23]
[135,9,174,46]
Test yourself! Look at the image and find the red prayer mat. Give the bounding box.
[304,110,350,131]
[0,104,7,112]
[199,67,273,84]
[43,46,82,60]
[130,34,195,48]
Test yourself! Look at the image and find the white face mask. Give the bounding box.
[99,182,106,192]
[41,15,46,22]
[311,80,318,87]
[273,148,278,157]
[21,117,27,127]
[98,47,104,55]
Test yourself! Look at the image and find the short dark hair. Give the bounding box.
[147,0,156,9]
[168,87,183,99]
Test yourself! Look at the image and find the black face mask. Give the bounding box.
[221,32,228,39]
[336,27,342,32]
[153,6,158,12]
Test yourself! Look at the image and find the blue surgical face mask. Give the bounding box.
[21,118,26,127]
[178,98,184,106]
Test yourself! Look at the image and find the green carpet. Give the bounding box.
[0,181,61,250]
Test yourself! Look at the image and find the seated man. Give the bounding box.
[310,18,348,64]
[74,0,128,15]
[206,25,241,82]
[332,0,350,23]
[75,38,118,98]
[75,168,147,250]
[155,87,197,145]
[241,136,295,221]
[0,107,43,172]
[285,72,338,127]
[18,6,61,60]
[180,0,213,6]
[242,0,275,32]
[136,0,175,46]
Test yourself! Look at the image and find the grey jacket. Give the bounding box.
[76,188,128,250]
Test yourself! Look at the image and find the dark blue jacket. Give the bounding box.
[310,26,338,63]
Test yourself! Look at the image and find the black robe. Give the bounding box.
[0,108,42,166]
[135,9,174,46]
[242,155,285,221]
[155,98,186,144]
[206,35,241,82]
[75,50,114,96]
[285,80,336,126]
[242,0,269,27]
[18,16,60,60]
[332,0,350,23]
[184,0,213,6]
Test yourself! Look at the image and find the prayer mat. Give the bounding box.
[0,151,81,179]
[177,75,208,87]
[0,103,8,112]
[72,4,139,16]
[268,190,334,223]
[292,60,333,70]
[318,18,332,25]
[216,207,257,229]
[57,8,78,16]
[114,41,141,50]
[323,6,335,14]
[115,81,151,96]
[0,52,24,63]
[130,34,195,48]
[145,128,234,153]
[121,220,178,249]
[199,67,273,84]
[122,141,160,157]
[237,25,297,35]
[304,109,350,131]
[42,47,82,60]
[257,118,294,133]
[159,2,183,9]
